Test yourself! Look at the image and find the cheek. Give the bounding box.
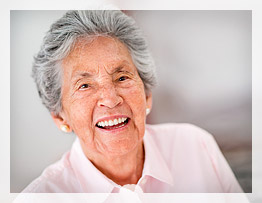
[67,99,94,133]
[130,87,147,112]
[70,103,96,146]
[122,84,147,127]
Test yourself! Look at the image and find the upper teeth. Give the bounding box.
[97,117,127,127]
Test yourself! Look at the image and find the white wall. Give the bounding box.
[10,11,251,192]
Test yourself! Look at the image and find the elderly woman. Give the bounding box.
[23,10,242,193]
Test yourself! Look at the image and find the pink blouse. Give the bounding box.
[21,123,243,193]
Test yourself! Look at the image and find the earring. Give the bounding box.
[60,124,70,132]
[146,108,151,116]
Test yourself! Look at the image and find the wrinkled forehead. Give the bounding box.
[62,36,134,72]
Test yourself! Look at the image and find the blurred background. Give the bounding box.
[11,10,251,193]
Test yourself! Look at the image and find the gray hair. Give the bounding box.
[32,10,157,115]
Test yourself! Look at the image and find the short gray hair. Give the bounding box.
[32,10,157,115]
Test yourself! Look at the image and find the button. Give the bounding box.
[123,184,136,191]
[141,178,147,185]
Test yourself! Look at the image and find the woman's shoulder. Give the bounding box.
[145,123,217,152]
[145,123,214,140]
[21,151,80,193]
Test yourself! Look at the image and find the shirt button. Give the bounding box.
[141,178,147,185]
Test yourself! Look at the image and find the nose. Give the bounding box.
[97,84,123,109]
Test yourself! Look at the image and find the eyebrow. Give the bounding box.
[111,66,126,74]
[72,67,122,80]
[71,62,133,81]
[72,72,92,80]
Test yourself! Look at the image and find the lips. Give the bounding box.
[96,116,130,130]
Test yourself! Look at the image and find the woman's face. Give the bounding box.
[54,36,152,157]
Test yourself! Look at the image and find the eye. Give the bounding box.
[118,76,128,81]
[79,84,89,90]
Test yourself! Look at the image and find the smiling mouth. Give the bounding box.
[96,117,130,130]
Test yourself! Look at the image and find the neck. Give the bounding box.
[80,140,145,186]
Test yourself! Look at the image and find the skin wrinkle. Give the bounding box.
[52,36,152,185]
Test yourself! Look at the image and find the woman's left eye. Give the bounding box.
[79,84,89,89]
[118,76,128,81]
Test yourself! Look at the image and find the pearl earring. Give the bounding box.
[146,108,151,116]
[60,124,70,132]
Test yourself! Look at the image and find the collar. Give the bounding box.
[69,138,116,193]
[141,126,174,186]
[69,126,174,193]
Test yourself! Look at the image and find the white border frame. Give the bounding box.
[2,0,261,202]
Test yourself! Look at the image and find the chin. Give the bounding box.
[103,140,139,157]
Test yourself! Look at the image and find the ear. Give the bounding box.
[51,112,72,133]
[146,92,153,110]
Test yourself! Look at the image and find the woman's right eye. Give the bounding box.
[79,84,89,90]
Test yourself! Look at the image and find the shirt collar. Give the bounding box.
[69,138,116,193]
[69,126,174,193]
[142,126,174,186]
